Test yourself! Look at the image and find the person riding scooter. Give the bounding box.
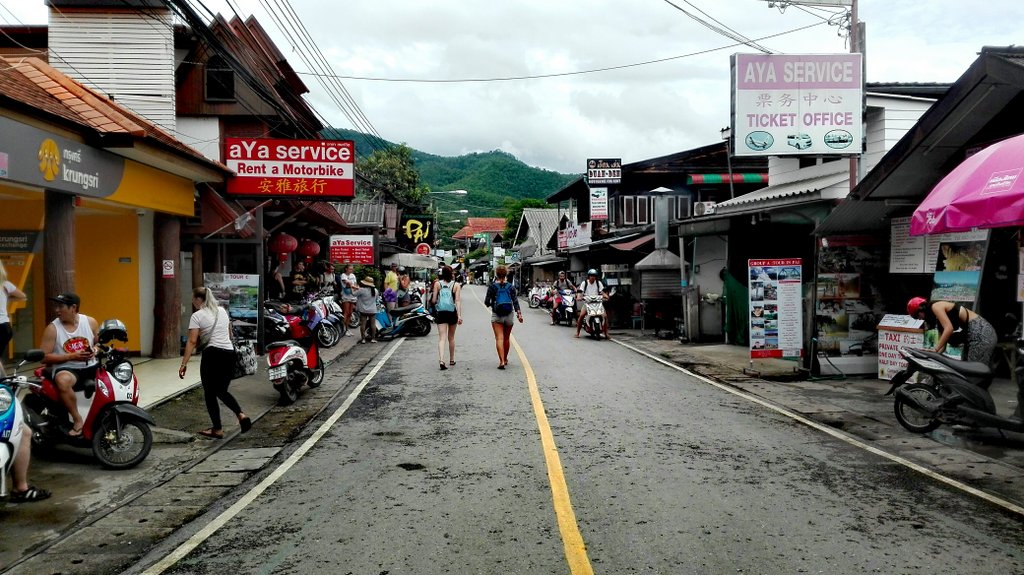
[550,271,574,325]
[575,269,609,339]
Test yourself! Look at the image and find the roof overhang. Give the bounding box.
[710,171,849,218]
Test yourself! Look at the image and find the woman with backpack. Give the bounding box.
[484,265,522,370]
[431,265,463,370]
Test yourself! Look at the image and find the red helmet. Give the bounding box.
[906,296,927,316]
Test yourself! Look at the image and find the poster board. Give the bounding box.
[876,315,926,381]
[203,273,260,319]
[748,258,803,359]
[889,217,989,275]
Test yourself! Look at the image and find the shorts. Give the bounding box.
[435,310,459,325]
[491,312,514,326]
[52,365,98,390]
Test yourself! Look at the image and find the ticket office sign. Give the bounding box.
[225,138,354,198]
[748,258,803,359]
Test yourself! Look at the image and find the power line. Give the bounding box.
[0,1,24,25]
[662,0,773,53]
[289,21,825,84]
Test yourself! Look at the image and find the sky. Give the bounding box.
[2,1,1024,174]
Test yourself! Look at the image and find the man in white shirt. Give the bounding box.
[40,293,98,437]
[575,269,609,340]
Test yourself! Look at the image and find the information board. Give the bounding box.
[748,258,803,359]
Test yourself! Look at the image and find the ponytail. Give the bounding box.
[193,286,221,317]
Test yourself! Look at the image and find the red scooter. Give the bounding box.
[264,301,325,405]
[22,319,154,469]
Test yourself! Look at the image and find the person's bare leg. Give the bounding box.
[448,323,458,364]
[491,322,504,366]
[502,324,513,364]
[12,425,31,492]
[437,323,449,365]
[55,372,83,433]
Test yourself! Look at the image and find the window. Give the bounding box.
[205,55,235,101]
[675,196,692,219]
[622,196,635,225]
[636,196,650,224]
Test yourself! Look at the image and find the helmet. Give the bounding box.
[587,268,598,276]
[906,296,927,316]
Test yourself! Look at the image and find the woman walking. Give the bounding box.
[339,264,358,336]
[484,265,522,369]
[0,260,27,375]
[355,276,378,343]
[431,265,463,370]
[179,287,250,439]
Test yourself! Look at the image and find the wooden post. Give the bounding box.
[191,243,203,291]
[151,213,181,358]
[44,191,75,323]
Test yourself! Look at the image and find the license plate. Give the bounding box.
[268,365,287,380]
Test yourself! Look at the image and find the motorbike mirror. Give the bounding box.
[23,349,44,363]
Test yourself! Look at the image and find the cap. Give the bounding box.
[50,292,81,307]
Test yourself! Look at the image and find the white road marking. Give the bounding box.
[613,339,1024,517]
[140,339,405,575]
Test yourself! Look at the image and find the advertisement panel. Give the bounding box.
[558,222,591,250]
[224,138,354,198]
[398,214,434,251]
[590,187,608,220]
[732,53,862,157]
[329,235,374,264]
[748,258,803,359]
[587,158,621,185]
[203,273,260,319]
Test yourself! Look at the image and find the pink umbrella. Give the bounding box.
[910,133,1024,235]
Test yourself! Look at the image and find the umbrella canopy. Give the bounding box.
[911,133,1024,235]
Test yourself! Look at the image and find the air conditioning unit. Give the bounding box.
[694,201,717,216]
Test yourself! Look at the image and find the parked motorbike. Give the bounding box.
[264,301,325,405]
[374,297,433,339]
[886,343,1024,434]
[553,289,575,326]
[309,294,342,348]
[1,350,44,495]
[23,320,154,469]
[528,284,548,309]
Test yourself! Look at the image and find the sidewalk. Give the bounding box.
[610,329,1024,510]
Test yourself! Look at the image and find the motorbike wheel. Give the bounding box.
[529,295,541,308]
[893,383,942,433]
[317,323,340,348]
[409,318,432,337]
[348,313,360,329]
[92,412,153,469]
[308,362,326,388]
[276,382,298,406]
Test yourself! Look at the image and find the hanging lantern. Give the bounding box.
[297,239,321,265]
[268,232,298,263]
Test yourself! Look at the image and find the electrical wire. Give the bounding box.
[662,0,773,53]
[294,20,825,84]
[0,1,24,25]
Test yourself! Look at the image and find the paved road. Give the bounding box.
[122,285,1024,575]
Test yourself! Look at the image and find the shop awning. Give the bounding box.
[523,255,565,266]
[710,171,849,217]
[384,253,440,269]
[687,173,768,185]
[611,233,655,251]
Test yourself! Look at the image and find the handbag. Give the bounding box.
[232,341,258,380]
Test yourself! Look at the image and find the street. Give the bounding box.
[111,285,1024,575]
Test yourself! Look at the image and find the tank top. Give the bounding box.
[948,303,965,331]
[52,314,98,369]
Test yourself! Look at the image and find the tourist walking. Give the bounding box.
[431,265,462,370]
[355,276,378,343]
[0,260,26,375]
[484,265,522,369]
[338,265,358,335]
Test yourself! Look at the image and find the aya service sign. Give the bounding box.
[225,138,354,198]
[732,53,862,157]
[329,235,374,264]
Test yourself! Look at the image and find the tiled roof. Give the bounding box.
[452,217,507,240]
[0,56,225,172]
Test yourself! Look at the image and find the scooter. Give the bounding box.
[308,294,342,349]
[0,350,44,496]
[580,294,607,340]
[23,320,154,469]
[886,342,1024,435]
[264,301,325,405]
[374,297,433,339]
[553,289,575,326]
[528,284,548,309]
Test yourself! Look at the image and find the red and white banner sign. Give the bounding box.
[225,138,354,198]
[329,235,374,264]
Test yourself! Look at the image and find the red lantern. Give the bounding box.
[297,239,321,265]
[268,232,298,263]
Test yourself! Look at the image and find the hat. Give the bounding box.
[390,262,398,267]
[360,277,376,287]
[50,292,81,307]
[397,266,406,273]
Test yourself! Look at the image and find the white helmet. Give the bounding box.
[587,268,598,276]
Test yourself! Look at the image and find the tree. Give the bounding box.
[500,198,549,240]
[355,144,430,205]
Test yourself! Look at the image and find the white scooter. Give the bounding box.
[1,350,44,495]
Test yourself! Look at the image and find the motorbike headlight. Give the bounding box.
[112,362,134,383]
[0,386,13,413]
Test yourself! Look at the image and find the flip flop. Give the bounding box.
[497,364,505,370]
[198,429,224,439]
[10,486,51,503]
[239,416,252,434]
[439,362,447,371]
[68,425,84,438]
[449,361,456,366]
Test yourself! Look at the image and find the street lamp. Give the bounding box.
[438,209,469,214]
[720,126,735,199]
[429,189,468,195]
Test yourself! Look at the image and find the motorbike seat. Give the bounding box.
[390,303,419,316]
[266,340,301,351]
[910,348,993,380]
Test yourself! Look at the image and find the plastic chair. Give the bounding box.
[631,302,645,332]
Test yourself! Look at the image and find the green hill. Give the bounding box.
[323,128,578,215]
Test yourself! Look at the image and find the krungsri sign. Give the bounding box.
[224,138,355,198]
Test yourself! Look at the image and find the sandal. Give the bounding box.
[10,486,51,503]
[439,362,447,371]
[497,364,505,370]
[198,429,224,439]
[68,425,84,438]
[449,361,456,366]
[239,416,252,434]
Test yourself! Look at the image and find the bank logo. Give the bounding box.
[38,138,60,182]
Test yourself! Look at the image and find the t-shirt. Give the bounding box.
[188,306,233,351]
[579,280,605,297]
[339,273,358,301]
[355,287,378,315]
[288,272,309,300]
[0,280,16,324]
[384,270,399,291]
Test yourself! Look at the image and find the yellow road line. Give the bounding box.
[469,285,594,574]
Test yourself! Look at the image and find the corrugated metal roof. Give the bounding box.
[712,172,849,216]
[335,202,386,227]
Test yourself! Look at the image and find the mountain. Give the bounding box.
[323,128,578,215]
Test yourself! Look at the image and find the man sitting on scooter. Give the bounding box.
[39,293,98,438]
[575,269,609,340]
[550,271,574,325]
